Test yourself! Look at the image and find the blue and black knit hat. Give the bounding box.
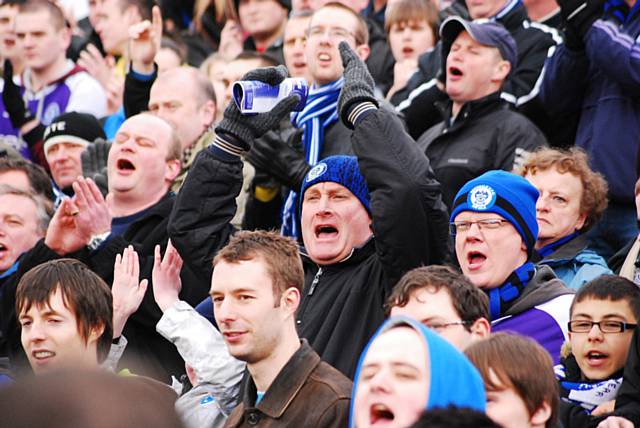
[450,170,539,256]
[300,155,371,214]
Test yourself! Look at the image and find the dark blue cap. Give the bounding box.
[440,17,518,68]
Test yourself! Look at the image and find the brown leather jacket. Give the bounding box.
[224,340,352,428]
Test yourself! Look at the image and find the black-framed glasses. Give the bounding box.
[449,218,510,236]
[568,320,638,333]
[424,321,471,332]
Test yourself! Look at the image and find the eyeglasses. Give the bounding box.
[307,26,355,41]
[449,218,510,235]
[568,320,638,333]
[424,321,470,332]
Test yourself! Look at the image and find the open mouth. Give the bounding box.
[0,243,7,255]
[33,350,55,360]
[587,351,608,362]
[402,47,414,55]
[293,60,307,68]
[317,52,332,62]
[117,159,136,171]
[315,224,339,239]
[448,66,463,77]
[370,403,394,425]
[467,251,487,267]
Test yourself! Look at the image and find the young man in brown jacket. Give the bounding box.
[210,230,352,427]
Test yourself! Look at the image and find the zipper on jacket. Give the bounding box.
[308,267,323,295]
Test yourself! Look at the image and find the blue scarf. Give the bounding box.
[281,78,344,238]
[0,260,19,279]
[488,262,536,320]
[556,354,623,412]
[536,232,579,259]
[604,0,640,24]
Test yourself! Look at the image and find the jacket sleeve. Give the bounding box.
[493,115,548,171]
[584,20,640,96]
[156,301,244,414]
[500,25,560,107]
[123,67,157,119]
[540,44,590,115]
[391,49,448,140]
[351,109,451,289]
[611,328,640,425]
[168,148,241,281]
[314,397,351,428]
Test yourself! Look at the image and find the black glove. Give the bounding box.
[81,138,111,197]
[337,42,379,129]
[558,0,604,37]
[214,65,301,153]
[245,130,310,191]
[2,59,34,129]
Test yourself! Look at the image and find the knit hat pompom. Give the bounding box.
[450,170,539,256]
[300,155,371,215]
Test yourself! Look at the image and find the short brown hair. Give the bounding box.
[314,2,369,46]
[384,0,438,42]
[16,259,113,363]
[384,265,490,326]
[18,0,66,30]
[517,147,608,231]
[0,184,52,234]
[465,333,559,428]
[213,230,304,303]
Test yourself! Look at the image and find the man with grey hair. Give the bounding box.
[0,183,53,369]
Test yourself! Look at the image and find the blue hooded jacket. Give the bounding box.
[349,316,486,427]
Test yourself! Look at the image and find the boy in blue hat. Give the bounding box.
[450,170,574,363]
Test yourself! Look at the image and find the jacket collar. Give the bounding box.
[537,233,589,262]
[495,0,528,32]
[436,91,507,129]
[242,340,320,418]
[301,236,377,268]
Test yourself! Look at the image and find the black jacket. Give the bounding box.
[168,108,450,378]
[417,92,547,209]
[88,193,211,382]
[365,18,395,95]
[610,328,640,426]
[391,2,560,141]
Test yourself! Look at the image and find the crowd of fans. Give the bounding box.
[0,0,638,427]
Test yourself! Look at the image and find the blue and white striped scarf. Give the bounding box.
[281,78,344,238]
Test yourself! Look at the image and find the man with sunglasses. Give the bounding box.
[450,170,574,363]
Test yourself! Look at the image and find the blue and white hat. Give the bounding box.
[450,170,539,255]
[300,155,371,214]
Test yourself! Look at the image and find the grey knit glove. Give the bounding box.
[81,138,111,196]
[337,42,378,129]
[214,65,301,157]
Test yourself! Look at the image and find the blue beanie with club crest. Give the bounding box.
[300,155,371,215]
[450,170,539,256]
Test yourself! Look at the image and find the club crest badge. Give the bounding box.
[306,163,327,182]
[468,185,496,210]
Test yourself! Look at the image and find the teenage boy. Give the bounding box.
[556,275,640,427]
[386,265,491,350]
[16,258,114,374]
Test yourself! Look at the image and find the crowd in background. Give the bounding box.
[0,0,639,427]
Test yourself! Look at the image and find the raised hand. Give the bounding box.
[112,245,148,338]
[337,41,378,128]
[152,240,184,312]
[72,176,112,238]
[215,65,301,151]
[44,198,88,255]
[78,44,116,89]
[128,5,162,74]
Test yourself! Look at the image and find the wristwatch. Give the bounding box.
[88,231,111,251]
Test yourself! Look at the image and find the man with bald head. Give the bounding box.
[33,113,212,381]
[123,23,217,191]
